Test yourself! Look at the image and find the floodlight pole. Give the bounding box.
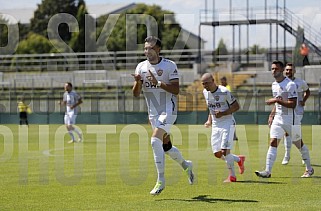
[213,0,216,63]
[283,0,287,63]
[247,0,249,64]
[276,0,279,60]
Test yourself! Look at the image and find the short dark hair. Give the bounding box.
[66,82,72,87]
[285,63,294,68]
[272,60,284,69]
[145,36,162,48]
[220,76,227,81]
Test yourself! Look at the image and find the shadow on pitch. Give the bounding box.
[237,180,285,184]
[156,194,258,204]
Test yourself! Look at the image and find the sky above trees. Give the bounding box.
[2,0,321,49]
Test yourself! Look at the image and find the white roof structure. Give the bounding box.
[87,3,136,18]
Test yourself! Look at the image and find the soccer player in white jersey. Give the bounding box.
[281,63,311,165]
[201,73,245,183]
[59,82,83,144]
[255,61,314,178]
[132,36,194,195]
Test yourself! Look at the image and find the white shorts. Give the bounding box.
[211,120,236,153]
[64,113,77,125]
[270,124,301,141]
[149,114,177,134]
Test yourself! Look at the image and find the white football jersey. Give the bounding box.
[292,77,309,115]
[271,77,297,125]
[135,57,179,117]
[203,85,237,125]
[63,91,81,115]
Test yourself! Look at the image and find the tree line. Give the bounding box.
[0,0,185,55]
[0,0,306,67]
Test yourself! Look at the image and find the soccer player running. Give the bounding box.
[132,36,194,195]
[201,73,245,183]
[59,82,83,144]
[281,63,310,165]
[255,61,313,178]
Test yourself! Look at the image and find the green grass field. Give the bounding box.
[0,124,320,210]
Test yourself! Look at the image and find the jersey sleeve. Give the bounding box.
[202,89,208,103]
[135,62,143,75]
[169,63,179,81]
[202,89,210,110]
[226,90,237,105]
[271,83,275,97]
[301,80,309,91]
[287,82,298,99]
[75,92,82,101]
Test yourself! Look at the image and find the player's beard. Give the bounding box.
[146,54,159,64]
[286,73,293,79]
[146,55,153,61]
[273,71,283,79]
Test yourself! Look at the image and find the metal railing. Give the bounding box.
[0,49,271,72]
[200,6,321,57]
[0,49,199,72]
[283,7,321,56]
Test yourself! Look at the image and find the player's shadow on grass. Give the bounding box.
[238,180,285,184]
[156,194,258,204]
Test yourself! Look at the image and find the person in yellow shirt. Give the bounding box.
[18,97,31,126]
[220,76,232,91]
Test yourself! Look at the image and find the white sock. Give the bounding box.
[151,137,165,183]
[68,130,75,141]
[300,145,312,170]
[165,146,186,169]
[225,154,236,177]
[266,146,277,173]
[73,128,82,138]
[284,136,292,158]
[231,154,240,162]
[220,154,226,161]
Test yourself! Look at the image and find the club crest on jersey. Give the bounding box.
[215,95,220,101]
[157,69,163,76]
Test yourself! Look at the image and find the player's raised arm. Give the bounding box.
[132,73,142,97]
